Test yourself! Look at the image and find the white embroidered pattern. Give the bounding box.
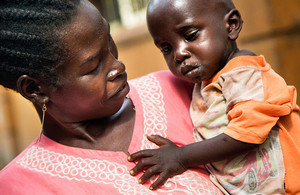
[16,73,222,195]
[17,146,155,195]
[130,73,167,150]
[130,73,222,194]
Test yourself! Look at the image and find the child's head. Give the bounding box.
[147,0,243,83]
[0,0,80,91]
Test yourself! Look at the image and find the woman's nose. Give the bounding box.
[174,44,191,63]
[107,59,125,81]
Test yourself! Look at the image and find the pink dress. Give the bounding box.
[0,71,223,195]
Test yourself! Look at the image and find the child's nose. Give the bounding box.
[174,45,191,63]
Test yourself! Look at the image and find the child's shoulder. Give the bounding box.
[212,53,271,82]
[226,52,270,72]
[233,49,256,58]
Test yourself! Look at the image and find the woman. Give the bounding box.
[0,0,223,194]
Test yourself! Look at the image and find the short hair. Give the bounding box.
[0,0,80,91]
[147,0,236,16]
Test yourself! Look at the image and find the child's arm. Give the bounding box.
[128,134,258,190]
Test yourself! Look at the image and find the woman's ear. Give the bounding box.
[225,9,243,40]
[17,75,49,105]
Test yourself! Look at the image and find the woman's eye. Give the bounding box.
[87,62,100,75]
[185,30,199,41]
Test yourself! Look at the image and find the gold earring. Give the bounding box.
[37,99,47,149]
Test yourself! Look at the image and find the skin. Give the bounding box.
[17,0,135,153]
[128,0,258,190]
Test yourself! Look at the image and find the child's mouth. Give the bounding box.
[181,65,201,79]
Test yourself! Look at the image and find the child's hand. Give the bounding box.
[127,135,187,190]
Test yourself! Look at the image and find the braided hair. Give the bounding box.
[0,0,80,91]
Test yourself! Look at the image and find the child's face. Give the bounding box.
[47,0,129,122]
[147,0,235,83]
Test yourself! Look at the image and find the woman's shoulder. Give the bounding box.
[130,70,194,94]
[130,70,173,80]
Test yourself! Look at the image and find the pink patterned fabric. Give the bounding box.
[0,71,223,195]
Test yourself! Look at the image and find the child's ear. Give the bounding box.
[225,9,243,40]
[17,75,49,105]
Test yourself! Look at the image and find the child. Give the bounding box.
[128,0,300,194]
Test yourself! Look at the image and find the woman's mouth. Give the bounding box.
[110,73,130,99]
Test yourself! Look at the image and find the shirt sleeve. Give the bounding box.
[218,66,293,144]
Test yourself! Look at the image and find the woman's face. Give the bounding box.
[47,0,129,123]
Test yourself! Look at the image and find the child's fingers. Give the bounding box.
[129,154,156,176]
[150,172,169,190]
[127,149,153,162]
[138,165,160,184]
[147,134,172,146]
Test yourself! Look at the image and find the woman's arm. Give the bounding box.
[128,133,258,190]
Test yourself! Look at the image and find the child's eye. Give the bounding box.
[109,34,112,44]
[184,30,199,42]
[160,45,172,55]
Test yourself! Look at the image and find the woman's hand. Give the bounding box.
[127,135,187,190]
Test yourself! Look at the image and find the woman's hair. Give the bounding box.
[0,0,80,91]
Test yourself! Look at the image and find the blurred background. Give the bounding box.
[0,0,300,169]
